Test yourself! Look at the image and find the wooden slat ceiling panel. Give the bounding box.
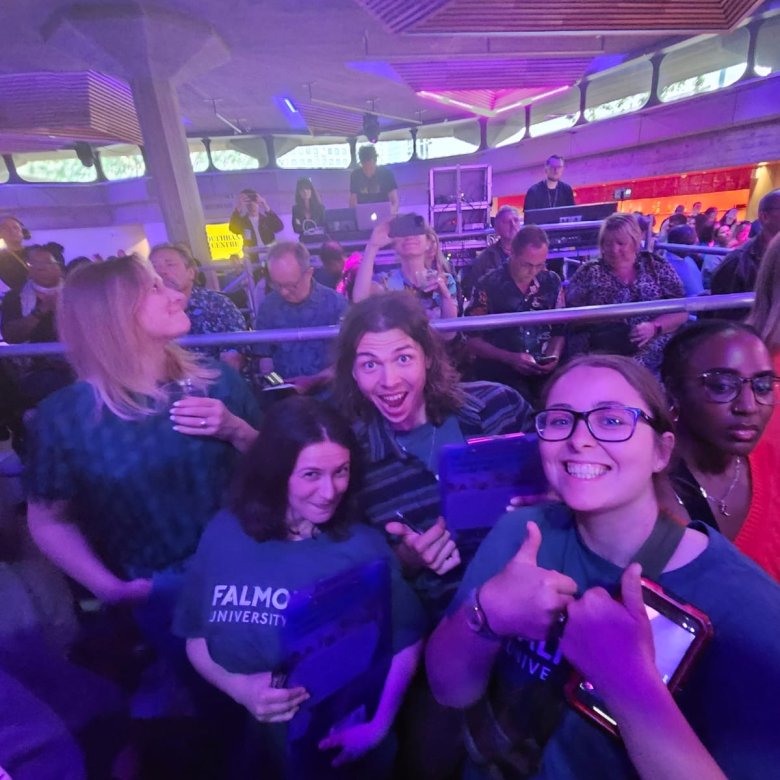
[393,59,592,90]
[362,0,759,33]
[0,71,142,146]
[356,0,451,33]
[297,104,364,137]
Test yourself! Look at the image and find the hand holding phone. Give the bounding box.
[383,516,461,576]
[535,355,558,366]
[562,565,712,736]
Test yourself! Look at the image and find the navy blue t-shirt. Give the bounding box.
[175,511,427,673]
[453,503,780,780]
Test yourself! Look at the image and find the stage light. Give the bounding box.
[74,142,95,167]
[363,113,380,143]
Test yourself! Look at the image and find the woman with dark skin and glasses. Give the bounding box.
[427,354,780,780]
[661,321,778,572]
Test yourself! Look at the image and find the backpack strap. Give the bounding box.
[630,513,686,581]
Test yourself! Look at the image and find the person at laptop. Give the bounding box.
[523,154,575,213]
[352,216,458,327]
[176,396,426,778]
[292,177,326,236]
[349,145,399,215]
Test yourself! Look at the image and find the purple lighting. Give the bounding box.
[417,85,571,118]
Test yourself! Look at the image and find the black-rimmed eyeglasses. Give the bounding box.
[696,371,780,406]
[535,406,657,443]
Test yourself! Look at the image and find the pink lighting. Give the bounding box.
[494,85,571,114]
[416,90,496,117]
[417,84,571,118]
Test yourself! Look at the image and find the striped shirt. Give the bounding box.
[354,381,534,617]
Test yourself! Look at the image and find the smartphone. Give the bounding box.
[439,434,548,534]
[565,579,713,737]
[389,213,426,238]
[535,355,558,366]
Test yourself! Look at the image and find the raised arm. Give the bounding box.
[352,221,391,303]
[427,522,577,707]
[27,500,152,604]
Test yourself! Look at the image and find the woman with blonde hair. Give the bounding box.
[352,215,459,328]
[25,255,260,607]
[566,212,687,371]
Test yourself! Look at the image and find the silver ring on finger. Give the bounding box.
[200,418,207,428]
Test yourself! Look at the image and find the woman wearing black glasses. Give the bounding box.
[661,320,777,575]
[426,353,780,780]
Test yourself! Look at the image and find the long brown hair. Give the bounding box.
[58,255,216,419]
[747,233,780,352]
[333,292,464,425]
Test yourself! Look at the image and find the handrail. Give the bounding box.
[0,292,754,359]
[654,242,732,256]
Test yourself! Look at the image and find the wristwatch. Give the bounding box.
[465,587,501,641]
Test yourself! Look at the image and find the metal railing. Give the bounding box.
[0,292,754,359]
[654,243,732,256]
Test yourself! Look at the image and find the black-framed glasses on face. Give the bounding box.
[697,371,780,406]
[535,406,657,443]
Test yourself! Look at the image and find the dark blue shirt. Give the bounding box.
[24,364,261,578]
[253,281,347,378]
[454,504,780,780]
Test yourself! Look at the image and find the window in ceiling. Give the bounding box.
[416,120,480,160]
[277,137,351,169]
[210,137,265,171]
[372,132,414,165]
[188,140,210,173]
[584,61,652,123]
[659,27,749,103]
[529,88,580,138]
[755,16,780,77]
[99,143,145,180]
[486,114,526,148]
[13,150,99,183]
[0,157,8,184]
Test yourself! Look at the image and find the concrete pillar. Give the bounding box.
[132,76,211,266]
[42,3,230,283]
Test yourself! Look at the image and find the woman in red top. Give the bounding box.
[661,319,780,579]
[745,232,780,580]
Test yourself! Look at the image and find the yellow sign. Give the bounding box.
[205,223,244,260]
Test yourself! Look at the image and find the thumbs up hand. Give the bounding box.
[478,522,578,641]
[560,564,658,708]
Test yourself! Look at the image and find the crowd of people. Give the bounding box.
[1,166,780,780]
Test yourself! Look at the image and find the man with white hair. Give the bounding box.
[253,241,347,393]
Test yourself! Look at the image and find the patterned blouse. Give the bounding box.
[186,286,248,361]
[565,251,684,371]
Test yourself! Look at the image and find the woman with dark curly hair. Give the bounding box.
[334,291,535,617]
[175,396,426,778]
